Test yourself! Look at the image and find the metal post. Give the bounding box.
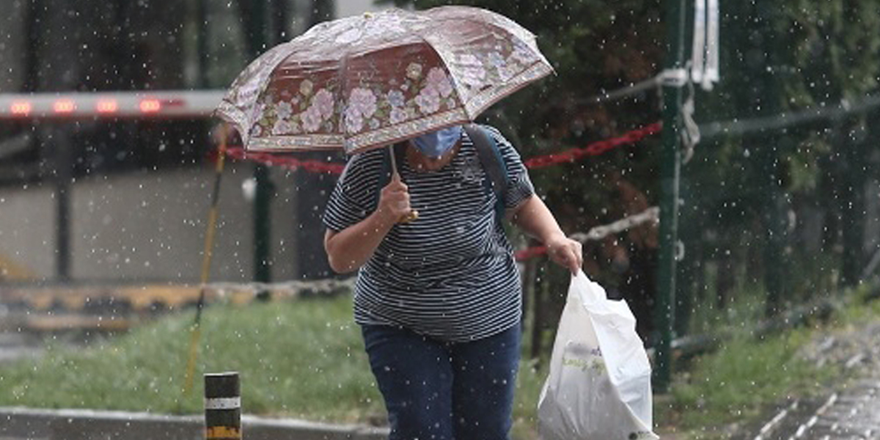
[293,0,337,280]
[53,126,73,282]
[295,167,335,279]
[752,3,787,316]
[527,258,544,361]
[241,0,274,286]
[23,0,40,93]
[196,0,210,88]
[204,372,241,440]
[761,160,787,316]
[653,0,687,393]
[254,164,273,286]
[839,116,867,287]
[675,179,695,337]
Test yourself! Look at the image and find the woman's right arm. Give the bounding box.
[324,173,411,273]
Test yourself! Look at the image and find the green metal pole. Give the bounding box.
[752,3,787,316]
[839,116,867,287]
[254,164,273,286]
[241,0,273,286]
[53,126,72,282]
[760,150,787,317]
[654,0,687,394]
[197,0,209,88]
[293,0,337,280]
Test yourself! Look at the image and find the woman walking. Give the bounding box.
[323,125,581,440]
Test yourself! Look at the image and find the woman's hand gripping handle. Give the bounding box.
[377,171,418,224]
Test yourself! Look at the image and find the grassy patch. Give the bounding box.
[0,295,549,437]
[685,281,768,337]
[0,297,383,422]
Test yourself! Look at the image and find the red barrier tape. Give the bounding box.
[514,246,547,261]
[225,148,346,174]
[223,124,661,262]
[523,122,662,169]
[223,122,662,174]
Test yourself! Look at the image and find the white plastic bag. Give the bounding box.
[537,270,658,440]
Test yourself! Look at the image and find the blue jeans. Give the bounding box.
[361,324,521,440]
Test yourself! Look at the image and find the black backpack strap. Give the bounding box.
[464,124,508,219]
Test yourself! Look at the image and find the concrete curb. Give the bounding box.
[0,407,389,440]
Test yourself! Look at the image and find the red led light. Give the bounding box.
[10,101,32,115]
[139,99,161,113]
[96,99,119,113]
[54,99,76,113]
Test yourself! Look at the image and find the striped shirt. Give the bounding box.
[322,126,535,342]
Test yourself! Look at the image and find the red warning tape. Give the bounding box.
[514,246,548,261]
[523,122,662,169]
[225,148,345,174]
[223,122,662,174]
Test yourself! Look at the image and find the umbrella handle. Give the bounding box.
[399,210,419,223]
[389,145,418,223]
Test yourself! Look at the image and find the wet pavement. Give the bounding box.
[748,319,880,440]
[800,382,880,439]
[0,407,388,440]
[753,380,880,440]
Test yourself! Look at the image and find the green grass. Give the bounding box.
[0,297,383,422]
[0,295,548,437]
[686,280,768,337]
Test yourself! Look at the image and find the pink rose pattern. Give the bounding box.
[251,34,538,139]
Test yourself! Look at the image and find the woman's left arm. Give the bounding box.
[511,195,583,273]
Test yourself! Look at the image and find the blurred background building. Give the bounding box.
[0,0,382,284]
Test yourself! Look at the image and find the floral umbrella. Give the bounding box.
[216,6,553,155]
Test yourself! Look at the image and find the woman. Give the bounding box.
[323,124,582,440]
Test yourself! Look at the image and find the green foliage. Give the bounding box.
[780,0,880,106]
[697,0,880,191]
[678,0,880,312]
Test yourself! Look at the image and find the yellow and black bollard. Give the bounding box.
[204,372,241,440]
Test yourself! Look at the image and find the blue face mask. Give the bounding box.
[412,126,463,158]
